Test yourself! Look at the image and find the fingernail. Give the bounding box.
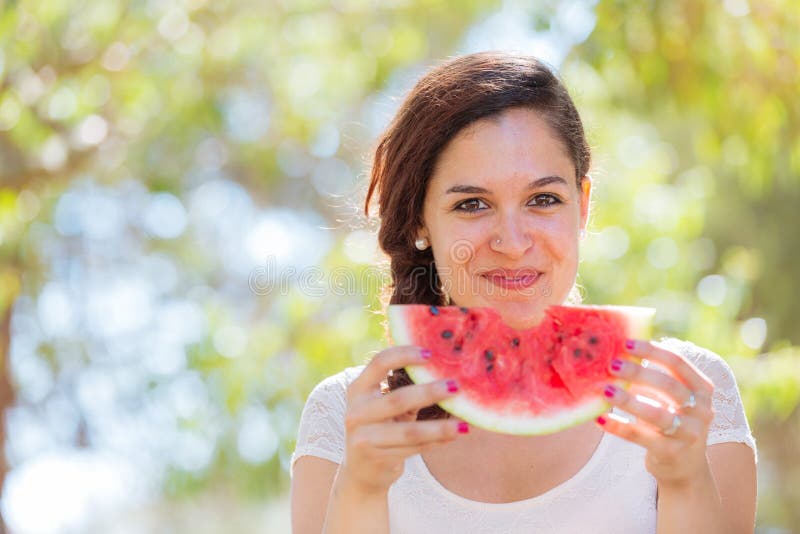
[611,358,623,372]
[596,416,607,425]
[457,422,470,434]
[604,385,617,398]
[420,348,432,360]
[625,339,635,350]
[446,379,459,393]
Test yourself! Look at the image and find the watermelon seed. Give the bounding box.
[573,348,582,358]
[511,338,520,347]
[589,336,599,345]
[454,344,462,352]
[486,363,494,372]
[460,307,468,314]
[430,306,439,316]
[484,350,495,361]
[441,330,453,339]
[586,352,594,360]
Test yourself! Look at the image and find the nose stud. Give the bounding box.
[495,238,502,245]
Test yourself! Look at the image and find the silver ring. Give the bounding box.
[662,414,681,436]
[679,392,696,410]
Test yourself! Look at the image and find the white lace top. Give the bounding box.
[291,338,757,533]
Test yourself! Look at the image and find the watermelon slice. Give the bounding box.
[388,304,655,435]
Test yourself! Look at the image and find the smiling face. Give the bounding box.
[418,107,591,329]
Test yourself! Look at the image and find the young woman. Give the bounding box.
[290,52,757,533]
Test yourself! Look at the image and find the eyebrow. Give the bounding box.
[444,175,569,195]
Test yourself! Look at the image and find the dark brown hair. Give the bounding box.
[364,52,591,420]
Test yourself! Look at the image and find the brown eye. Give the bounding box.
[529,194,561,207]
[455,198,488,212]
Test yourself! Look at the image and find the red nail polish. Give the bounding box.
[596,416,607,425]
[625,339,635,350]
[458,422,470,434]
[611,358,623,372]
[446,379,459,393]
[604,385,616,398]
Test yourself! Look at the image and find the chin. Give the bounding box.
[450,294,548,330]
[491,300,548,329]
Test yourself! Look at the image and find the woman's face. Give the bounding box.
[419,107,591,329]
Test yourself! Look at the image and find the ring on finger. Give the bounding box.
[679,391,696,411]
[662,414,681,436]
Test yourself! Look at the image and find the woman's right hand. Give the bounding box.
[339,345,467,495]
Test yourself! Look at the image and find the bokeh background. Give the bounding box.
[0,0,798,532]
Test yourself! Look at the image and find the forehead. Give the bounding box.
[429,107,575,190]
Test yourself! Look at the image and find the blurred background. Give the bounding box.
[0,0,797,532]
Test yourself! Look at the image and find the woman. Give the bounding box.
[291,52,757,533]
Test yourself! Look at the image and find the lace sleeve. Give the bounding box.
[658,338,758,462]
[290,366,364,477]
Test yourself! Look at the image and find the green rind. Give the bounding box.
[387,304,654,435]
[406,363,622,435]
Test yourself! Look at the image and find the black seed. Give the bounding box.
[589,336,599,345]
[511,338,520,347]
[486,363,494,372]
[484,350,495,361]
[429,306,439,315]
[573,348,582,358]
[441,329,453,339]
[460,307,468,314]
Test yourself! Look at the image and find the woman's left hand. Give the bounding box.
[596,339,716,489]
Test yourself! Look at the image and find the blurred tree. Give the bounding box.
[571,0,800,527]
[0,0,797,531]
[0,0,500,531]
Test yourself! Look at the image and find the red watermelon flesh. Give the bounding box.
[387,304,655,435]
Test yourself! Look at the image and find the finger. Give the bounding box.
[600,387,708,443]
[602,385,675,431]
[596,412,665,449]
[349,345,430,399]
[352,419,467,449]
[383,437,460,458]
[608,358,695,408]
[625,340,715,397]
[392,409,419,423]
[347,379,459,428]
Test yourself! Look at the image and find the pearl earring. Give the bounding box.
[415,237,429,250]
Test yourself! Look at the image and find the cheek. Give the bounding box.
[539,220,580,260]
[432,222,487,266]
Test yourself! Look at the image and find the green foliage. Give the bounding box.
[0,0,797,531]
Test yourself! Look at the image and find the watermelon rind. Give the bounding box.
[405,363,618,435]
[387,304,655,436]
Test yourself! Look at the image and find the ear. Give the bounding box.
[579,175,592,232]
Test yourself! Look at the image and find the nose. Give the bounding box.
[490,213,533,258]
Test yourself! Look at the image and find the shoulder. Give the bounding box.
[307,365,366,400]
[299,365,367,416]
[653,337,737,388]
[291,365,366,475]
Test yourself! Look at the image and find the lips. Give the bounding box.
[480,269,542,290]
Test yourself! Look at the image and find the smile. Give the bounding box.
[481,270,541,290]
